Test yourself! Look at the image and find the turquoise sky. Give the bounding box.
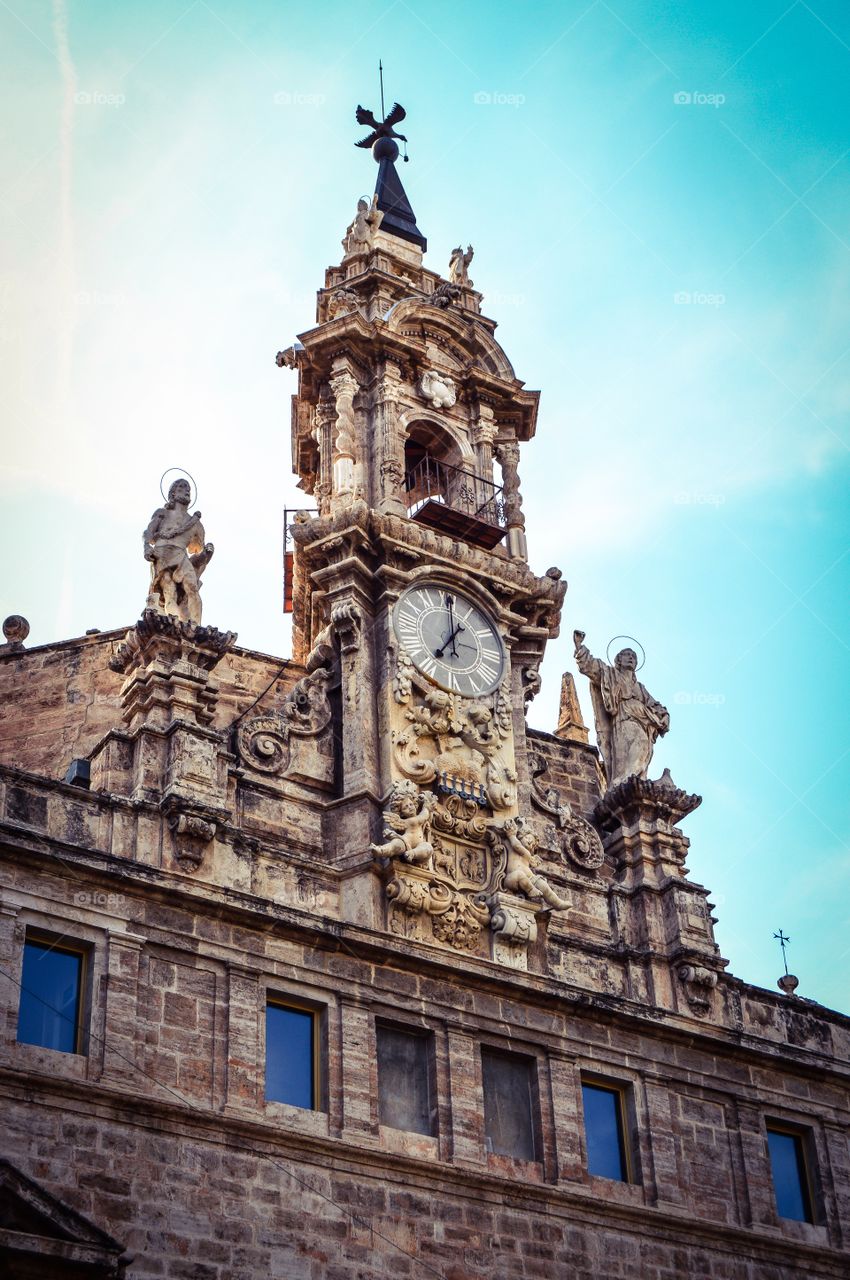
[1,1,848,1011]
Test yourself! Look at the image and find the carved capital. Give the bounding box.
[677,962,718,1016]
[162,799,219,871]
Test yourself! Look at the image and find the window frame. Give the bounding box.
[264,993,324,1112]
[479,1042,542,1164]
[765,1119,817,1224]
[580,1073,635,1184]
[374,1018,438,1138]
[17,929,90,1056]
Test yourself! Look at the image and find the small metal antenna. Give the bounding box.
[379,59,385,119]
[774,928,791,976]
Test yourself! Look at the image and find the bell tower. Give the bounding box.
[277,102,573,968]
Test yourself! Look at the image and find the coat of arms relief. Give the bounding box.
[375,658,593,969]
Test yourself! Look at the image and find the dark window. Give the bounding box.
[582,1081,629,1181]
[265,1002,316,1109]
[18,938,85,1054]
[376,1024,434,1135]
[481,1047,538,1161]
[767,1127,813,1222]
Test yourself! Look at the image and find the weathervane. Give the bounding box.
[355,61,409,161]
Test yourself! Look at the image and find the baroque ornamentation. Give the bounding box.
[530,754,606,872]
[677,962,718,1016]
[326,288,362,320]
[419,369,457,410]
[371,780,438,870]
[109,609,236,676]
[488,817,570,910]
[342,193,382,256]
[573,630,670,788]
[449,244,474,287]
[237,668,333,776]
[429,281,461,309]
[143,478,214,626]
[392,686,517,812]
[162,800,218,871]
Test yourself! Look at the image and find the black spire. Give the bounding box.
[353,101,427,252]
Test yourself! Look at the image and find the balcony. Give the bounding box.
[404,456,507,550]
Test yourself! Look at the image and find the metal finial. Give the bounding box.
[379,59,385,119]
[773,928,791,975]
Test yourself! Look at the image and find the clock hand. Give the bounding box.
[435,623,465,659]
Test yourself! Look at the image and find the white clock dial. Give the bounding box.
[393,584,506,697]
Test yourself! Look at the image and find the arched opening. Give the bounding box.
[403,420,506,550]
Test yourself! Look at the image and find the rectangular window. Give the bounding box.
[18,936,86,1054]
[581,1080,630,1181]
[767,1126,814,1223]
[265,1001,318,1109]
[376,1024,435,1136]
[481,1047,538,1162]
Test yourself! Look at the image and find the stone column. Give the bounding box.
[375,362,406,516]
[224,963,261,1113]
[446,1028,485,1166]
[313,397,336,517]
[472,404,497,516]
[594,771,724,1013]
[95,611,236,871]
[339,999,377,1138]
[495,438,527,559]
[329,365,359,509]
[99,931,146,1083]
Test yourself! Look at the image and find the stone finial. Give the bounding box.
[143,477,213,626]
[778,973,800,996]
[554,672,589,744]
[2,615,30,652]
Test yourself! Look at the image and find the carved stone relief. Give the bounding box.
[237,667,334,787]
[419,369,457,410]
[530,753,606,872]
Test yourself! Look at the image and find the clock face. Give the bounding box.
[393,584,505,697]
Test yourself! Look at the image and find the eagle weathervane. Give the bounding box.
[355,62,409,160]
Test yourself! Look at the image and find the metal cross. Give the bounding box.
[773,928,791,975]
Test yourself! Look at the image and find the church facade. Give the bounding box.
[0,108,848,1280]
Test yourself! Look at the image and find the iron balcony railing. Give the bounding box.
[404,456,507,532]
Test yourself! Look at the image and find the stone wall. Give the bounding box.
[1,836,848,1279]
[0,629,302,780]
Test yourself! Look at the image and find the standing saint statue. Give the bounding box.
[573,630,669,787]
[342,194,383,256]
[449,244,474,287]
[143,478,214,625]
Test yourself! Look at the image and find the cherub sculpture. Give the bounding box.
[449,244,474,287]
[343,194,383,256]
[143,478,213,625]
[501,817,569,910]
[371,780,438,870]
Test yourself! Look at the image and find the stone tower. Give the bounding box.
[275,126,575,966]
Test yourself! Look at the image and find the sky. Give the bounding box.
[1,0,848,1013]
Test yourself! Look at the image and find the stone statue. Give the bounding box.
[143,479,214,626]
[343,194,383,255]
[573,631,669,787]
[501,817,569,910]
[449,244,474,287]
[371,780,438,869]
